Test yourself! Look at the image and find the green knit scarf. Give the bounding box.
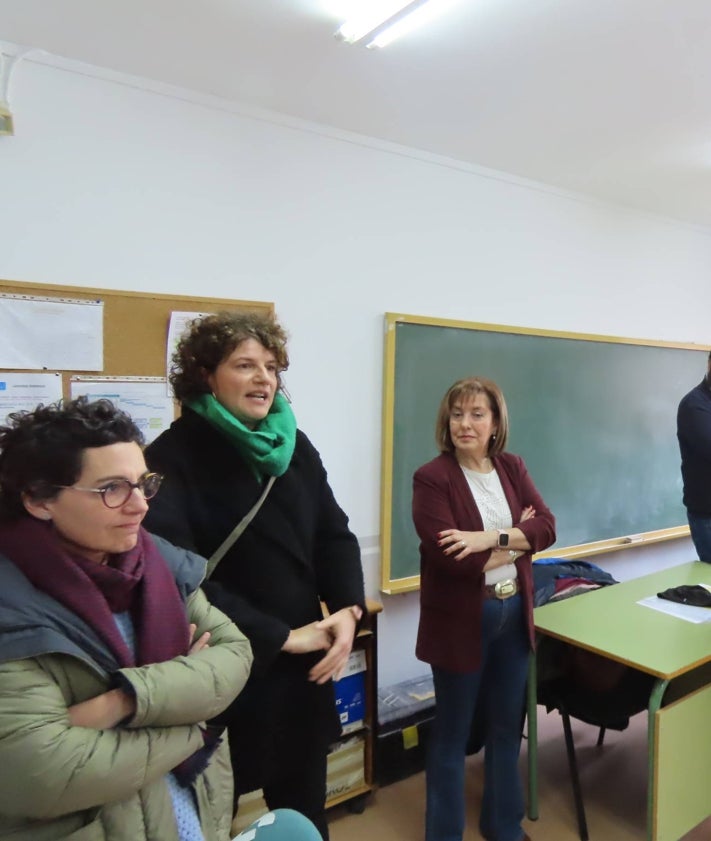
[186,392,296,478]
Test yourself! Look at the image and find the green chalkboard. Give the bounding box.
[380,314,709,593]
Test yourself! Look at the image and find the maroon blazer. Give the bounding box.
[413,451,556,673]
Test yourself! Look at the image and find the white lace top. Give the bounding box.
[460,465,517,586]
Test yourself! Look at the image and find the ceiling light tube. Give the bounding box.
[366,0,461,48]
[336,1,415,44]
[336,0,458,47]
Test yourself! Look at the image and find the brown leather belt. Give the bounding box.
[484,578,519,600]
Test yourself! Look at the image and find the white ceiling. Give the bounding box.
[2,0,711,228]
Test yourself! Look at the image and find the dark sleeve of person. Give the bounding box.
[144,436,290,676]
[678,394,711,460]
[199,580,290,676]
[142,451,200,554]
[301,434,366,619]
[507,454,557,552]
[412,461,491,578]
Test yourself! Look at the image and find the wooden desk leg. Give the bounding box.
[527,651,539,821]
[646,678,668,841]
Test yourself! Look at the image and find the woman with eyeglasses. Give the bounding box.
[0,397,322,841]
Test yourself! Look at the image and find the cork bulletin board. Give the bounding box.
[0,278,273,394]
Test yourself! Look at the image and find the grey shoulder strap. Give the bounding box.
[206,475,276,579]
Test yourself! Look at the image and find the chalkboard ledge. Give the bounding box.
[381,526,691,594]
[535,525,690,562]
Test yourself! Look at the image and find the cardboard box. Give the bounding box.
[334,649,366,734]
[326,734,365,802]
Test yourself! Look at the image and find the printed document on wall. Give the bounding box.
[0,373,63,424]
[70,377,174,444]
[166,311,209,384]
[0,294,103,370]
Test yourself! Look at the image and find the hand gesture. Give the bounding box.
[188,623,211,655]
[308,608,358,685]
[282,622,332,656]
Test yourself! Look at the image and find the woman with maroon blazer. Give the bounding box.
[413,377,555,841]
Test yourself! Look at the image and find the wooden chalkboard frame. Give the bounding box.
[380,313,709,594]
[0,279,273,395]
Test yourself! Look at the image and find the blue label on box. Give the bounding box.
[335,671,365,733]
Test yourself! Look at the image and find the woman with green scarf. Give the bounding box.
[144,312,365,841]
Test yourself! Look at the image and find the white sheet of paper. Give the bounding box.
[70,377,175,444]
[0,294,103,371]
[0,372,64,423]
[637,594,711,624]
[166,311,209,391]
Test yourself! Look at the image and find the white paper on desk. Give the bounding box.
[0,372,63,423]
[637,595,711,624]
[0,294,103,370]
[70,377,175,444]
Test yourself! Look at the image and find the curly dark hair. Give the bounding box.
[0,397,143,520]
[435,377,509,457]
[169,311,290,403]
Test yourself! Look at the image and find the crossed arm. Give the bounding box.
[68,623,213,729]
[0,591,252,820]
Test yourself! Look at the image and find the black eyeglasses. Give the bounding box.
[55,472,164,509]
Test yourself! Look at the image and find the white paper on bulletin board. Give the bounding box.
[166,311,209,385]
[0,372,63,424]
[0,294,103,371]
[70,377,175,444]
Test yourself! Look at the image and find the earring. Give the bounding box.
[491,434,497,442]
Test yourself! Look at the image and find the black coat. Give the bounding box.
[144,408,365,791]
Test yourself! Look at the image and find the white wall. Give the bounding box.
[2,52,710,686]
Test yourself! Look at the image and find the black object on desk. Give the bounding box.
[657,584,711,607]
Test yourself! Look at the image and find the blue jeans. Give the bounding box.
[426,595,529,841]
[688,512,711,563]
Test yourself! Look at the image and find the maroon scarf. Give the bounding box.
[0,518,191,667]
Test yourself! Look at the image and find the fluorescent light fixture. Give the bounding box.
[336,1,413,44]
[336,0,460,48]
[368,0,460,48]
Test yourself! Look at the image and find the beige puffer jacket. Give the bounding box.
[0,536,253,841]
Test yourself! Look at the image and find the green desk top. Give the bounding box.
[533,561,711,679]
